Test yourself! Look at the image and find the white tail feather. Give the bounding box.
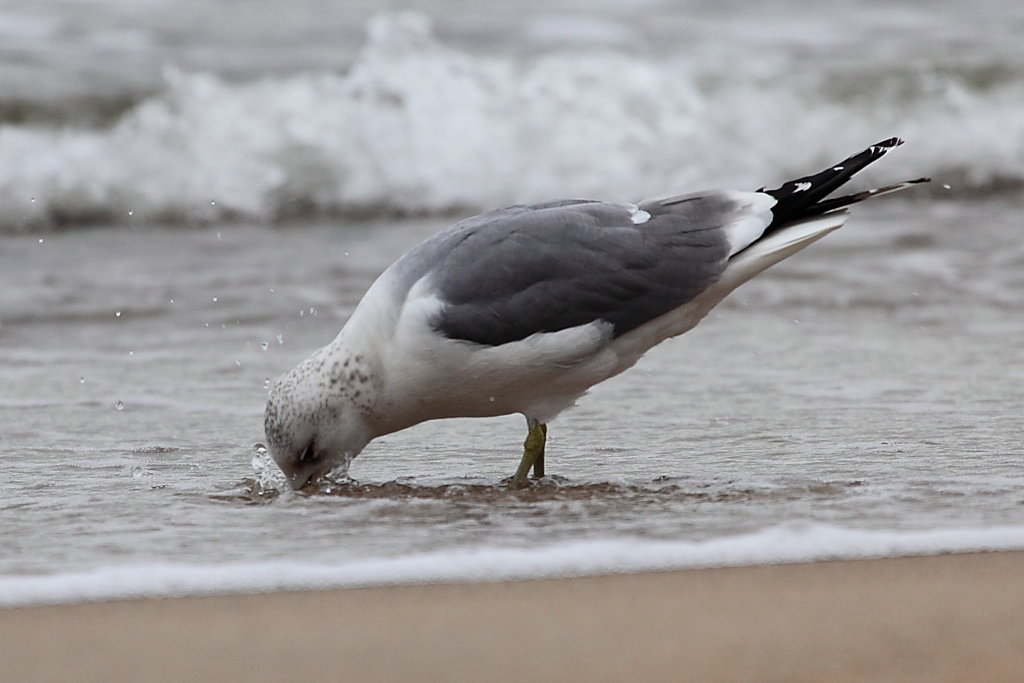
[717,210,848,292]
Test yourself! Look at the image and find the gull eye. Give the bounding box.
[298,438,317,462]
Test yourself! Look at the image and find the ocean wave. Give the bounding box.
[2,12,1021,232]
[4,522,1024,607]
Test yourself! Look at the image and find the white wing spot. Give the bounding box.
[833,166,844,171]
[793,182,813,193]
[631,209,651,224]
[627,204,651,224]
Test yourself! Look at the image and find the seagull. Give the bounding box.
[265,137,928,490]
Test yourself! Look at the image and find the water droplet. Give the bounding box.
[212,296,218,302]
[276,333,284,345]
[30,197,36,203]
[263,378,270,389]
[128,350,134,357]
[211,200,217,206]
[204,322,210,327]
[169,299,175,304]
[309,307,317,316]
[128,210,134,216]
[488,396,496,402]
[344,251,350,257]
[942,184,951,190]
[269,288,275,294]
[38,238,44,244]
[299,309,304,317]
[260,341,269,351]
[216,231,222,241]
[793,319,800,324]
[115,311,122,318]
[115,400,124,411]
[79,376,86,384]
[235,360,242,367]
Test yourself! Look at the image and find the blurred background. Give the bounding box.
[1,0,1022,231]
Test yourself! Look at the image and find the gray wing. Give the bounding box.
[403,195,739,347]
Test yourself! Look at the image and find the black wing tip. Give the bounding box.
[863,137,905,161]
[761,137,925,227]
[807,176,932,215]
[761,136,908,197]
[873,136,905,149]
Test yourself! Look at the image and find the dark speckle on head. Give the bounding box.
[262,394,288,454]
[263,349,376,490]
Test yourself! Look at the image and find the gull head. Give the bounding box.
[263,350,373,490]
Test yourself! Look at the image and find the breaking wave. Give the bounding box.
[2,12,1021,232]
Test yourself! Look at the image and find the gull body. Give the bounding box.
[264,138,927,489]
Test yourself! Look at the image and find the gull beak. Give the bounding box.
[284,459,333,490]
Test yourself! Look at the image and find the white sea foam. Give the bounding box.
[1,12,1022,232]
[4,523,1024,607]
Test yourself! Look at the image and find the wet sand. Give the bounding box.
[5,551,1024,682]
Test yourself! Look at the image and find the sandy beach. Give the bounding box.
[5,551,1024,682]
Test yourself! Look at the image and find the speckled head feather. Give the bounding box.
[264,347,374,489]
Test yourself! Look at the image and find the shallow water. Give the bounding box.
[2,199,1023,604]
[2,1,1023,605]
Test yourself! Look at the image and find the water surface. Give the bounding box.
[1,1,1022,606]
[2,200,1022,604]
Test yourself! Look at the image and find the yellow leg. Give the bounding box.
[509,419,547,490]
[532,423,546,478]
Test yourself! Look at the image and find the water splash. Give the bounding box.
[250,443,286,495]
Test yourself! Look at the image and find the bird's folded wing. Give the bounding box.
[421,195,762,346]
